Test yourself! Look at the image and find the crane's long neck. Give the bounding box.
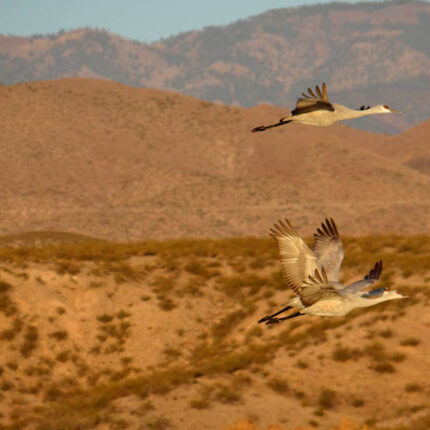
[353,294,397,308]
[342,106,384,119]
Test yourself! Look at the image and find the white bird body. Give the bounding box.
[258,218,406,324]
[252,83,400,132]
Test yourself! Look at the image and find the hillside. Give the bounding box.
[0,233,429,429]
[1,1,430,133]
[0,78,429,241]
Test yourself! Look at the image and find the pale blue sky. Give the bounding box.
[1,0,389,42]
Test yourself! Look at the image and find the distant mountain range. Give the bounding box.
[0,78,429,240]
[1,0,429,133]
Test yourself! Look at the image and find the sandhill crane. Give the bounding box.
[259,218,382,322]
[258,218,406,323]
[251,83,401,132]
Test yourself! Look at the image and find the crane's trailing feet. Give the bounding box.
[252,82,401,131]
[258,217,407,324]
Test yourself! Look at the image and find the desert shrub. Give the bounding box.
[352,398,364,407]
[163,346,182,359]
[116,310,131,319]
[157,296,176,311]
[20,325,39,356]
[56,351,70,362]
[364,342,387,361]
[319,388,337,409]
[146,417,171,430]
[379,329,393,338]
[332,345,362,362]
[217,274,267,297]
[211,307,249,340]
[97,314,114,323]
[400,337,420,346]
[267,377,289,395]
[189,398,211,409]
[390,352,406,362]
[0,288,17,316]
[49,330,68,341]
[213,383,241,403]
[107,262,142,283]
[55,260,81,275]
[372,362,395,373]
[152,275,175,293]
[245,326,263,340]
[0,280,12,293]
[296,359,309,369]
[405,383,422,392]
[184,258,211,277]
[1,328,16,340]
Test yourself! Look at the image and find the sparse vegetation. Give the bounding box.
[400,337,420,346]
[319,388,337,409]
[20,325,39,357]
[267,377,289,395]
[0,233,428,429]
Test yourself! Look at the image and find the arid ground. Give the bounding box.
[0,232,429,430]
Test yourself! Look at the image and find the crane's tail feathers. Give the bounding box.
[251,118,292,133]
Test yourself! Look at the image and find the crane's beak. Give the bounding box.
[390,108,402,114]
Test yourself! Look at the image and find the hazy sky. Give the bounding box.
[1,0,392,42]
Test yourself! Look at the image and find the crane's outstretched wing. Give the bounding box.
[341,261,383,295]
[292,83,334,116]
[312,218,344,283]
[269,219,338,307]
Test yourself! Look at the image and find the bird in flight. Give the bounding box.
[251,83,401,132]
[258,218,406,324]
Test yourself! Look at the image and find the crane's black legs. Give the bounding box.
[265,312,304,324]
[258,305,293,324]
[252,119,292,132]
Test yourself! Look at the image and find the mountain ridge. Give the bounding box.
[1,0,429,133]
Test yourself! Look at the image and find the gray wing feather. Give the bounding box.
[293,83,334,115]
[312,218,344,283]
[341,261,383,295]
[301,267,339,306]
[269,218,319,299]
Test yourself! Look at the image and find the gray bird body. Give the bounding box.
[252,83,400,132]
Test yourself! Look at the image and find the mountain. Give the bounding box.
[0,78,429,241]
[1,0,430,133]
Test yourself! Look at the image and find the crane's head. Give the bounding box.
[381,289,408,301]
[377,104,402,114]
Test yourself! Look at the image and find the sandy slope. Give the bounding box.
[0,79,429,241]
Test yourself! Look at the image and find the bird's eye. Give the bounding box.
[383,105,390,109]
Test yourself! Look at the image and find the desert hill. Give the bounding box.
[0,78,429,241]
[0,233,429,429]
[1,1,430,133]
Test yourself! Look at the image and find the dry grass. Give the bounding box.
[0,233,428,429]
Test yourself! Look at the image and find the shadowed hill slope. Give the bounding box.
[0,78,429,240]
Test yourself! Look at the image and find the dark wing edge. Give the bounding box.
[293,82,334,115]
[300,267,338,307]
[364,260,383,281]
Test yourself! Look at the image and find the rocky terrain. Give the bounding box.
[0,232,429,429]
[1,0,430,133]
